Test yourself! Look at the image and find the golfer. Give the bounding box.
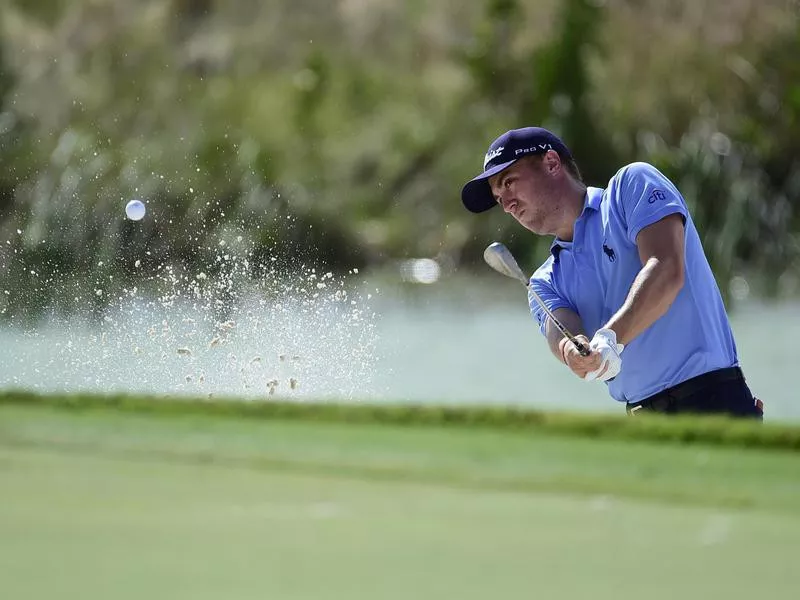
[461,127,763,418]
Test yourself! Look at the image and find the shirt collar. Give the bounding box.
[550,187,603,258]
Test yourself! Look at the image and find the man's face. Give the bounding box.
[488,154,560,235]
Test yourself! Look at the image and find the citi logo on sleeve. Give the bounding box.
[648,189,666,204]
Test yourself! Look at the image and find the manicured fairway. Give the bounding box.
[1,402,799,599]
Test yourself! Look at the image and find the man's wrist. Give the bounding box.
[558,338,570,364]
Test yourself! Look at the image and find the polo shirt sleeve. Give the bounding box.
[618,162,689,244]
[529,261,574,336]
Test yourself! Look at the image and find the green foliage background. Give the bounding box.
[0,0,798,316]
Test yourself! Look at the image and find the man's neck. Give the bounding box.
[553,181,588,242]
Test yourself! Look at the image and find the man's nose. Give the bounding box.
[498,191,516,212]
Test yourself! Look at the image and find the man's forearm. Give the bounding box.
[604,256,684,345]
[545,308,586,363]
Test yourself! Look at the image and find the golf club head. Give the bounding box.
[483,242,529,285]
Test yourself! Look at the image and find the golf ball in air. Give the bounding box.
[125,199,146,221]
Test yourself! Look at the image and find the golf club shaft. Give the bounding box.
[527,285,591,356]
[483,242,591,357]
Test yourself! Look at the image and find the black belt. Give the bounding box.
[626,366,744,414]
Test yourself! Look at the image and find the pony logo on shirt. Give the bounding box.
[603,243,617,262]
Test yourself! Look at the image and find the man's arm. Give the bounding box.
[604,213,686,345]
[545,308,606,378]
[544,307,586,362]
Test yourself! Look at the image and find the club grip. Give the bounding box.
[575,341,591,357]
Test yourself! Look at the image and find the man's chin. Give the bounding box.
[519,219,545,235]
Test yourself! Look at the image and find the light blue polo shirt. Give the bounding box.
[529,162,738,404]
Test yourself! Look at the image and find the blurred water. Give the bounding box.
[0,272,796,421]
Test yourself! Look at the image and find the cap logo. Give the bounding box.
[515,143,552,155]
[483,146,504,169]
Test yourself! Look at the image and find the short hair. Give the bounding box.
[562,155,583,182]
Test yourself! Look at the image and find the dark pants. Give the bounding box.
[625,367,763,419]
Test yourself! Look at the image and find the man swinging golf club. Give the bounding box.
[462,127,763,418]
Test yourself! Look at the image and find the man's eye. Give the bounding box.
[504,178,514,189]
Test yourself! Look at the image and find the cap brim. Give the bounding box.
[461,159,517,213]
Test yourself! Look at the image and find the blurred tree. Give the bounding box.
[0,28,15,219]
[172,0,212,21]
[522,0,618,186]
[8,0,66,26]
[0,0,798,320]
[651,21,800,302]
[463,0,523,105]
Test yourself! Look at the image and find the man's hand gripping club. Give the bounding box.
[559,328,624,382]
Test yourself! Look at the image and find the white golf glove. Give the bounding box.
[583,328,624,382]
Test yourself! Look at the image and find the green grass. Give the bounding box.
[2,397,800,599]
[4,389,800,450]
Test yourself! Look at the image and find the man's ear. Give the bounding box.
[541,150,562,175]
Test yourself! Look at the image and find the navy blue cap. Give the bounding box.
[461,127,573,213]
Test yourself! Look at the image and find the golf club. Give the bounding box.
[483,242,591,357]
